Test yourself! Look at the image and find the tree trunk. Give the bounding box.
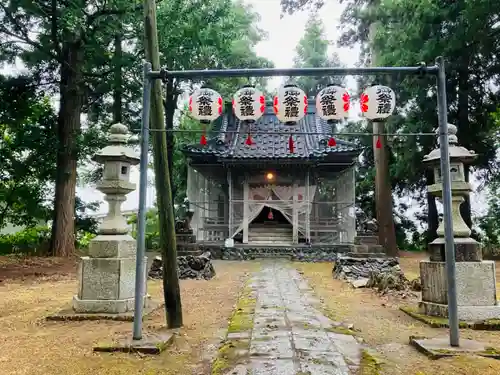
[368,3,398,257]
[425,169,439,245]
[144,0,183,328]
[457,63,472,230]
[461,167,473,229]
[112,33,123,124]
[164,80,176,203]
[373,121,398,256]
[50,37,83,257]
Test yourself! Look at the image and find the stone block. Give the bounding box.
[420,261,497,307]
[354,236,379,245]
[419,301,500,321]
[428,237,482,262]
[352,244,384,254]
[73,294,149,314]
[78,256,139,301]
[88,234,136,258]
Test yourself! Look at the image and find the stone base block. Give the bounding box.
[77,256,147,301]
[47,297,163,322]
[93,332,175,354]
[354,236,379,245]
[352,244,384,254]
[419,301,500,321]
[88,234,136,258]
[428,237,482,262]
[420,260,497,307]
[73,293,149,314]
[409,336,499,360]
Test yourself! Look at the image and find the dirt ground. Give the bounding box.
[0,256,258,375]
[295,251,500,375]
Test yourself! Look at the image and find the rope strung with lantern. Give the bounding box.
[315,84,350,146]
[360,85,396,149]
[188,83,398,152]
[273,84,308,154]
[189,87,223,145]
[232,85,266,146]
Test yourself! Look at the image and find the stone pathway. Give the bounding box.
[237,261,363,374]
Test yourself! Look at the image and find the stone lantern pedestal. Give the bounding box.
[72,123,148,315]
[418,124,500,321]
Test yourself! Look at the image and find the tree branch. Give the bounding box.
[0,3,61,63]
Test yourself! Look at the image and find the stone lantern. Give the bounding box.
[423,124,479,261]
[419,124,500,320]
[72,123,147,314]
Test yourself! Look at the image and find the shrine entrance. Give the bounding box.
[248,206,293,245]
[251,205,289,225]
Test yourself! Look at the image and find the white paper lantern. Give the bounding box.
[189,88,223,122]
[273,84,307,124]
[315,85,350,121]
[232,86,265,121]
[360,85,396,120]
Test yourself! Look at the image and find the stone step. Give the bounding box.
[249,237,293,242]
[251,253,292,258]
[249,227,293,233]
[340,253,390,259]
[249,233,293,239]
[177,251,204,257]
[352,244,384,253]
[354,236,379,245]
[248,241,294,245]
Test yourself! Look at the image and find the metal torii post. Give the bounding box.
[133,58,459,347]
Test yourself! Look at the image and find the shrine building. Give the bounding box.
[181,99,362,248]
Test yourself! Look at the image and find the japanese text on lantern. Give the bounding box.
[283,90,300,118]
[376,87,393,115]
[197,90,214,117]
[320,87,337,117]
[238,89,255,117]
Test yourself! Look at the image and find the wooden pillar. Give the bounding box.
[243,176,249,244]
[292,181,299,244]
[227,169,233,239]
[305,169,311,243]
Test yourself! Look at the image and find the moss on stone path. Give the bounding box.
[212,276,258,375]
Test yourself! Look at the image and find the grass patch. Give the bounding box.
[360,349,383,375]
[211,339,250,375]
[325,325,357,335]
[227,282,257,334]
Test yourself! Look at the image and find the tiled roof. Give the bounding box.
[182,100,361,161]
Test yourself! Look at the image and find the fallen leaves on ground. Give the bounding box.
[295,254,500,375]
[0,260,258,375]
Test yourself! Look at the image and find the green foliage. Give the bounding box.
[128,209,161,251]
[76,231,97,250]
[156,0,273,95]
[0,75,57,229]
[293,12,344,96]
[0,226,51,256]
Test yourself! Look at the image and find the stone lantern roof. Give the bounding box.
[93,123,140,165]
[423,124,477,165]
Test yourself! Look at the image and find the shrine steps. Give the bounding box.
[248,223,293,245]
